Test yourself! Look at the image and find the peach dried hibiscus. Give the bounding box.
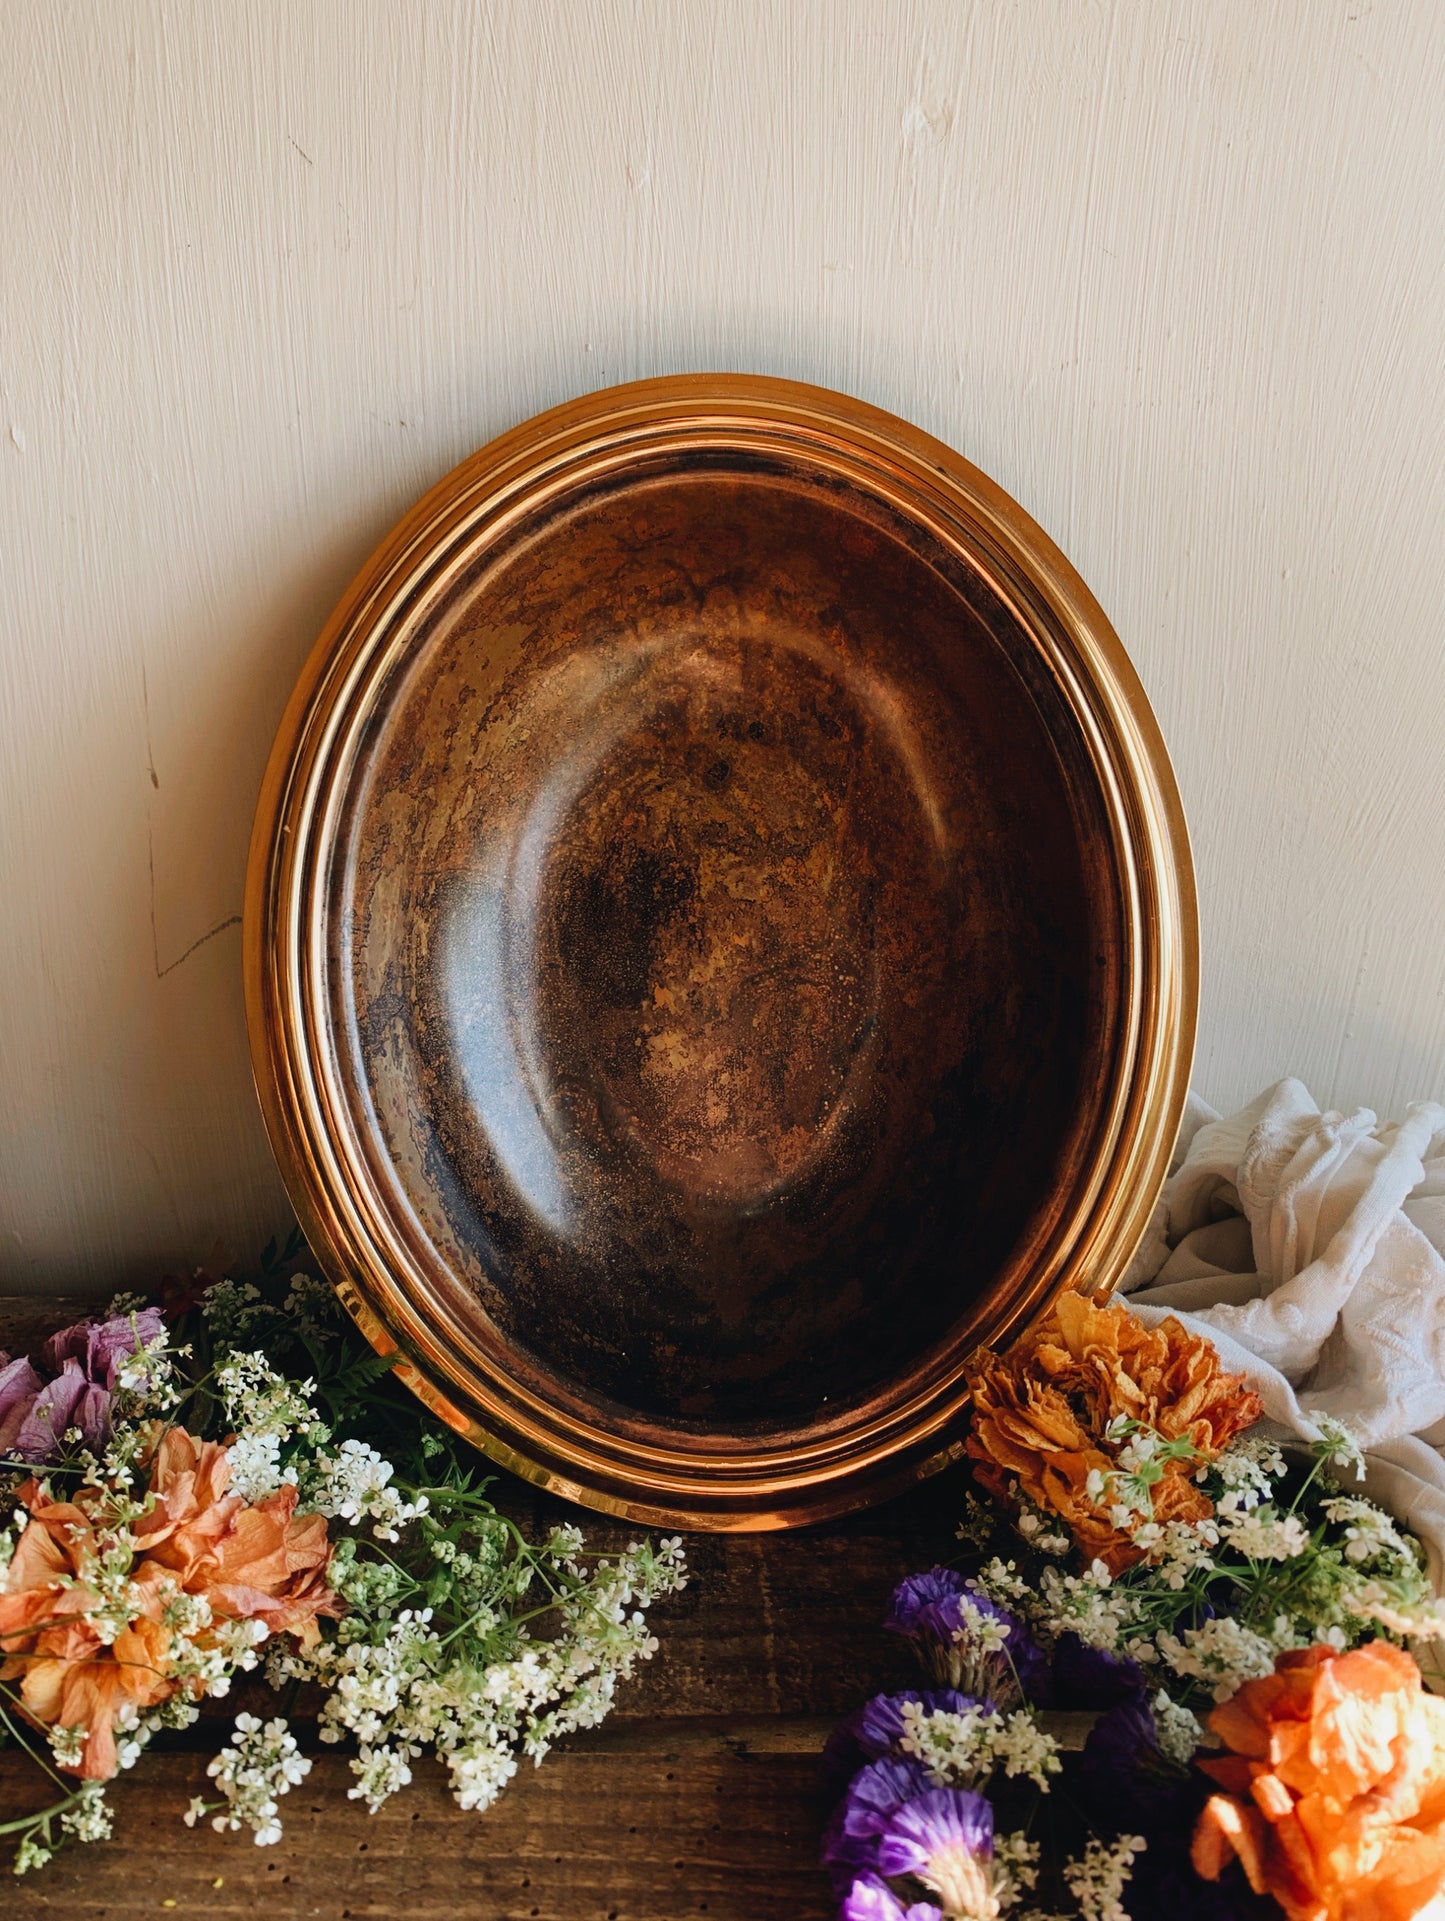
[964,1291,1264,1574]
[0,1427,341,1779]
[1192,1642,1445,1921]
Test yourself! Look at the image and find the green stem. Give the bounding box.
[0,1792,84,1838]
[0,1694,69,1790]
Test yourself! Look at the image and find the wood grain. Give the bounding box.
[0,1484,968,1920]
[0,1297,989,1918]
[6,2,1445,1291]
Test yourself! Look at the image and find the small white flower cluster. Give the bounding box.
[898,1698,1061,1792]
[1034,1561,1142,1654]
[10,1780,114,1876]
[993,1831,1042,1903]
[47,1724,88,1769]
[216,1350,327,1443]
[113,1326,179,1402]
[1062,1834,1147,1921]
[223,1429,298,1505]
[1150,1688,1204,1764]
[1210,1433,1288,1503]
[280,1271,339,1337]
[268,1536,688,1817]
[104,1291,151,1318]
[1345,1580,1445,1640]
[1215,1498,1311,1562]
[305,1437,429,1541]
[957,1492,1001,1553]
[1087,1420,1207,1535]
[953,1593,1012,1657]
[966,1557,1033,1607]
[201,1277,269,1345]
[195,1713,312,1846]
[1323,1494,1412,1564]
[58,1780,113,1845]
[1156,1615,1289,1701]
[1140,1517,1219,1590]
[1309,1412,1367,1479]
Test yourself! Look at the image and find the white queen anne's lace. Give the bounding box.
[269,1536,688,1816]
[1063,1835,1147,1921]
[3,1273,690,1876]
[198,1714,312,1846]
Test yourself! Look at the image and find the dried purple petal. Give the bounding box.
[13,1359,89,1462]
[0,1355,44,1452]
[876,1787,996,1915]
[840,1874,944,1921]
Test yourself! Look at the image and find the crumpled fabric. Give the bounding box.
[1119,1079,1445,1590]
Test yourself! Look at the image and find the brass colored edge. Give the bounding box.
[244,374,1198,1531]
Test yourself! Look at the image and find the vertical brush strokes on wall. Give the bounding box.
[3,1,1444,1290]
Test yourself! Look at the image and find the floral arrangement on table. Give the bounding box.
[0,1237,686,1875]
[824,1292,1445,1921]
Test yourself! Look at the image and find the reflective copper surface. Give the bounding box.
[245,376,1197,1528]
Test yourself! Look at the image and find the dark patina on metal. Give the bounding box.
[247,378,1196,1527]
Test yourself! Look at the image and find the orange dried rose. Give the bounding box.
[1192,1642,1445,1921]
[138,1428,338,1648]
[964,1291,1264,1573]
[0,1427,341,1780]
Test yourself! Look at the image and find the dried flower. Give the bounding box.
[202,1713,311,1845]
[4,1257,688,1878]
[884,1567,1049,1705]
[0,1427,340,1779]
[0,1310,165,1465]
[964,1293,1264,1574]
[839,1875,943,1921]
[876,1786,999,1917]
[1192,1641,1445,1920]
[824,1756,932,1887]
[1063,1834,1147,1921]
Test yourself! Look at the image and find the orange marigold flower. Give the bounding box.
[0,1427,341,1780]
[1192,1642,1445,1921]
[964,1291,1264,1574]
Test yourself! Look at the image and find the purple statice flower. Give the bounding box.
[0,1308,164,1464]
[1076,1697,1274,1919]
[885,1568,972,1638]
[1051,1631,1147,1710]
[1080,1691,1198,1823]
[858,1688,982,1757]
[840,1874,944,1921]
[884,1567,1049,1706]
[823,1689,981,1800]
[876,1786,997,1919]
[823,1756,930,1887]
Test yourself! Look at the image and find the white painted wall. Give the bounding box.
[4,0,1445,1291]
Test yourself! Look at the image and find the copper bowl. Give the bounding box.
[245,375,1196,1529]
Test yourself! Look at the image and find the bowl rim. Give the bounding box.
[244,372,1198,1530]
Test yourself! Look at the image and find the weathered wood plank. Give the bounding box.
[2,1748,836,1920]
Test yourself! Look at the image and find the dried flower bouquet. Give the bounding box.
[825,1295,1445,1921]
[0,1238,686,1874]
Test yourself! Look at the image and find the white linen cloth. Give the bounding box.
[1119,1079,1445,1588]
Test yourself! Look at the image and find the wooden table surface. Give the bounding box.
[0,1301,970,1921]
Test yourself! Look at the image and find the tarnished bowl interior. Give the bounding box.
[346,462,1110,1422]
[248,378,1195,1526]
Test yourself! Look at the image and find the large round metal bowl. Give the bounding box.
[245,375,1196,1529]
